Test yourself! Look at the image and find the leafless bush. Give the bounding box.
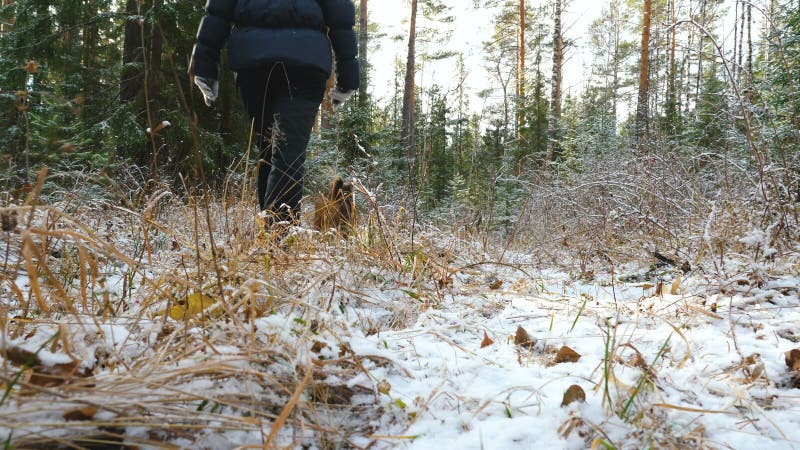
[513,147,797,270]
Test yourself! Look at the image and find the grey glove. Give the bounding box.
[194,76,219,106]
[330,87,355,111]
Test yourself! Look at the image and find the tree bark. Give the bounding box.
[546,0,563,163]
[147,0,163,126]
[517,0,525,136]
[1,0,14,34]
[401,0,418,174]
[746,3,753,80]
[120,0,143,102]
[665,0,677,134]
[635,0,653,142]
[358,0,368,109]
[611,0,620,126]
[732,0,739,81]
[737,0,745,76]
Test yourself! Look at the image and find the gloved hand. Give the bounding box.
[194,76,219,106]
[330,86,355,111]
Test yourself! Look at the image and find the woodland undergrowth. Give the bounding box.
[0,151,798,448]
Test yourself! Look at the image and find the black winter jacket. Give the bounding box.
[191,0,359,91]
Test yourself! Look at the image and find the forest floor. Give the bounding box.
[1,192,799,449]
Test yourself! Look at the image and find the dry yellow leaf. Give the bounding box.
[63,406,98,421]
[785,349,800,372]
[377,379,391,395]
[670,273,682,295]
[169,292,217,320]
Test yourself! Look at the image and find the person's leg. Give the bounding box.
[236,66,279,212]
[260,65,327,224]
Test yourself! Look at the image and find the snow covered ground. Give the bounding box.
[1,203,799,449]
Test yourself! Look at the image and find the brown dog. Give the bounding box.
[313,177,356,234]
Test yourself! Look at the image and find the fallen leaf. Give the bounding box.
[311,341,329,354]
[168,292,217,320]
[1,211,18,232]
[514,326,535,350]
[63,406,98,421]
[670,273,682,295]
[377,379,391,395]
[480,331,494,348]
[338,342,353,357]
[561,385,586,407]
[554,346,581,364]
[655,282,664,297]
[786,349,800,372]
[4,347,90,387]
[489,280,503,290]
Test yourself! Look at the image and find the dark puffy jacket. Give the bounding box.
[191,0,359,91]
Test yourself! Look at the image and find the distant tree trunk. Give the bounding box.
[694,0,707,116]
[732,0,739,80]
[358,0,368,109]
[81,0,100,121]
[546,0,563,163]
[147,0,163,126]
[119,0,145,164]
[146,0,164,178]
[681,0,693,118]
[517,0,525,137]
[746,3,753,80]
[120,0,143,102]
[401,0,418,177]
[665,0,678,135]
[611,0,620,125]
[1,0,14,34]
[635,0,653,142]
[737,0,745,75]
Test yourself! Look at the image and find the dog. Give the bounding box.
[313,176,356,234]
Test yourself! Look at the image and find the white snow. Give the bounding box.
[2,208,799,449]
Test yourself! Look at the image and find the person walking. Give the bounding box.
[190,0,359,228]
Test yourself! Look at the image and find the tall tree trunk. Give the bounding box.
[118,0,145,164]
[732,0,739,81]
[401,0,418,177]
[145,0,164,178]
[635,0,653,142]
[1,0,14,34]
[746,3,753,80]
[517,0,525,137]
[665,0,677,135]
[737,0,745,75]
[695,0,707,115]
[81,0,99,121]
[611,0,620,127]
[546,0,563,163]
[358,0,368,109]
[120,0,143,102]
[147,0,163,126]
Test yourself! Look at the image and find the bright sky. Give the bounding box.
[367,0,743,116]
[368,0,606,112]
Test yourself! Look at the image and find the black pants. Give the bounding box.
[236,64,327,223]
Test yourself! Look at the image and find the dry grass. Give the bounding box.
[1,159,798,449]
[0,168,476,449]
